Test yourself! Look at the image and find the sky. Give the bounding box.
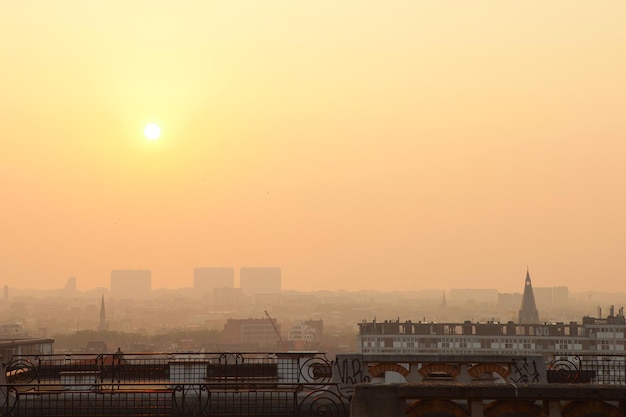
[1,1,625,293]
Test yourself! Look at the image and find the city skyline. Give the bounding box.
[0,268,600,297]
[2,2,626,293]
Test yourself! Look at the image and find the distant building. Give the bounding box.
[534,286,569,308]
[552,286,569,306]
[98,295,108,331]
[357,309,626,361]
[213,287,244,307]
[193,267,234,295]
[110,270,151,299]
[288,322,316,346]
[288,320,323,349]
[221,318,282,349]
[498,292,522,310]
[304,319,324,344]
[533,287,553,309]
[65,276,77,293]
[0,323,34,339]
[357,271,608,361]
[239,267,281,295]
[0,322,54,363]
[0,338,54,363]
[84,340,107,353]
[448,288,498,305]
[519,269,540,324]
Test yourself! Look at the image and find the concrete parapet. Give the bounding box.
[351,384,405,417]
[351,383,626,417]
[336,353,547,387]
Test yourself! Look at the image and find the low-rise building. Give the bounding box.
[358,272,625,360]
[221,318,282,350]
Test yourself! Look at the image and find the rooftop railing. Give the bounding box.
[2,351,626,416]
[546,353,626,384]
[3,351,333,387]
[1,352,349,417]
[0,382,349,417]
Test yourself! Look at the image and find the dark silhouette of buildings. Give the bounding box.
[193,267,235,295]
[519,268,540,324]
[98,295,108,331]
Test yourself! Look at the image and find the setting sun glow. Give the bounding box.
[144,123,161,140]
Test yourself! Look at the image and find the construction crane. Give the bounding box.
[264,310,288,351]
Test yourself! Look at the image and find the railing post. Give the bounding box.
[469,399,485,417]
[0,359,6,409]
[407,362,423,383]
[0,358,6,385]
[547,400,562,417]
[458,364,472,383]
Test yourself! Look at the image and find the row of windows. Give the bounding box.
[594,331,625,339]
[367,341,571,350]
[361,337,626,350]
[490,342,534,349]
[438,341,481,349]
[592,327,626,333]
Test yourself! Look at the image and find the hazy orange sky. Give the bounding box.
[1,2,625,293]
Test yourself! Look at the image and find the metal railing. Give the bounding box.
[3,351,626,416]
[1,352,349,417]
[547,353,626,384]
[4,352,334,387]
[0,382,348,417]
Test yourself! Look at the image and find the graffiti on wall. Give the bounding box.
[510,357,540,383]
[333,357,370,398]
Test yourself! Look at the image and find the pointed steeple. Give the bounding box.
[98,295,108,331]
[518,268,540,323]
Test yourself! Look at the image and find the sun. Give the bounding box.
[144,123,161,140]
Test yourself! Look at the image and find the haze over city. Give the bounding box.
[2,2,625,293]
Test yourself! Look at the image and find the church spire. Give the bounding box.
[518,268,540,323]
[98,295,108,331]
